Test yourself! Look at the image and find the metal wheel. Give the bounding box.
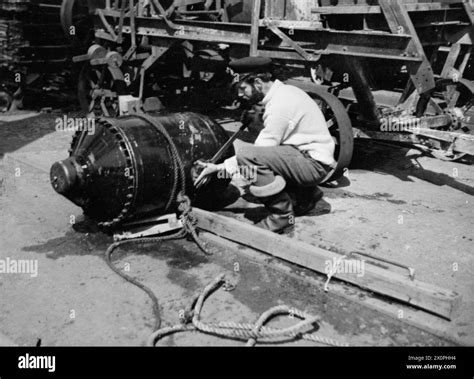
[296,83,354,183]
[416,78,474,161]
[60,0,93,47]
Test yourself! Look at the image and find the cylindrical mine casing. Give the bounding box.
[50,112,234,228]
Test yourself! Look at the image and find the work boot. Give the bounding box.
[291,187,324,217]
[255,191,295,233]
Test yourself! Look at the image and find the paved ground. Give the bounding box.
[0,112,472,346]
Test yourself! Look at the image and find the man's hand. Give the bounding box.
[193,160,222,189]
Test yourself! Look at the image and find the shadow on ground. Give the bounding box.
[0,114,57,158]
[350,141,474,196]
[21,229,209,270]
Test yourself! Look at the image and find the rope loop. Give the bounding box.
[148,274,349,347]
[104,115,346,347]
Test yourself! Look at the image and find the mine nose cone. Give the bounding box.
[50,158,78,195]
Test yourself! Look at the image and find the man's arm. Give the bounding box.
[216,111,292,178]
[254,111,292,147]
[193,156,237,188]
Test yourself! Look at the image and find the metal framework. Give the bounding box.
[73,0,474,164]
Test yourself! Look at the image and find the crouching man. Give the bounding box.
[195,72,336,233]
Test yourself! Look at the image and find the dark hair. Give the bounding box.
[239,72,274,85]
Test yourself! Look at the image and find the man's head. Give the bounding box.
[237,72,274,106]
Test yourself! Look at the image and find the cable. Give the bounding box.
[102,115,346,347]
[103,113,213,331]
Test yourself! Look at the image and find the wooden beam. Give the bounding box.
[250,0,261,56]
[441,43,462,78]
[312,3,463,15]
[200,232,464,344]
[414,128,474,156]
[193,208,461,319]
[379,0,436,94]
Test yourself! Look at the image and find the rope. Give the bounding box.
[104,114,212,331]
[148,274,349,347]
[324,253,351,292]
[103,115,347,347]
[105,231,186,330]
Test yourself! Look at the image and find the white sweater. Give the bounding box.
[224,80,336,174]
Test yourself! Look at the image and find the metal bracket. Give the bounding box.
[138,44,171,100]
[350,251,416,281]
[150,0,181,30]
[97,8,119,42]
[114,214,183,241]
[263,18,321,63]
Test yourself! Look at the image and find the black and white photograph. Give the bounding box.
[0,0,473,376]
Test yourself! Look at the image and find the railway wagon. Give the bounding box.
[65,0,474,181]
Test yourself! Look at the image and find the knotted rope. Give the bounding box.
[147,274,349,347]
[104,114,347,347]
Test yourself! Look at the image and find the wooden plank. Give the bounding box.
[441,43,462,78]
[284,0,318,20]
[379,0,436,94]
[312,3,460,14]
[313,5,382,14]
[414,128,474,156]
[264,0,285,19]
[265,23,316,61]
[193,208,462,319]
[258,19,323,30]
[122,25,251,45]
[316,0,465,5]
[200,232,465,345]
[249,0,261,56]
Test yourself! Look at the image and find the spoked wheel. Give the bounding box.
[299,84,354,183]
[60,0,93,47]
[416,78,474,161]
[77,63,128,117]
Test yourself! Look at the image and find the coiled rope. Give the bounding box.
[104,114,211,330]
[104,114,348,346]
[147,274,349,347]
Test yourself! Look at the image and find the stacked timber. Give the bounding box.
[0,0,79,106]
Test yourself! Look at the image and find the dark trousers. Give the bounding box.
[236,145,329,190]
